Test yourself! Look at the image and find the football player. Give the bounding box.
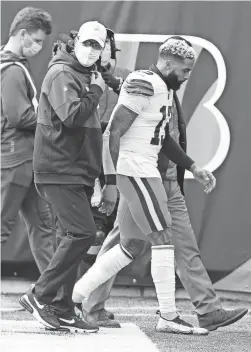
[73,37,216,334]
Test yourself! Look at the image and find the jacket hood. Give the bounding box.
[0,46,28,66]
[48,44,94,74]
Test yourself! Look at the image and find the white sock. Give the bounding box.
[73,244,133,303]
[151,245,177,320]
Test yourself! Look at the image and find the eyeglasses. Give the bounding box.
[82,40,102,51]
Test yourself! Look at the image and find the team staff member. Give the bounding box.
[1,7,54,310]
[20,21,107,333]
[89,28,130,253]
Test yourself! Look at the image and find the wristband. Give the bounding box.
[105,174,117,185]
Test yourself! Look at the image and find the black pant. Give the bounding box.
[34,184,96,315]
[1,162,55,273]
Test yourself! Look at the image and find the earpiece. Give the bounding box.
[106,28,120,60]
[56,31,77,53]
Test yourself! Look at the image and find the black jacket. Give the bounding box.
[148,63,188,195]
[157,92,187,195]
[33,45,103,186]
[175,93,187,195]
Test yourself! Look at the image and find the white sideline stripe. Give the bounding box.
[1,321,159,352]
[0,308,24,312]
[108,306,159,311]
[115,313,193,317]
[106,306,195,313]
[134,178,163,231]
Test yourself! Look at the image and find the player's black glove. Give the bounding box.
[101,67,123,94]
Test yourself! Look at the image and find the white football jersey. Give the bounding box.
[107,70,173,178]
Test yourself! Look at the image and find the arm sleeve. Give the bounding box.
[1,66,37,130]
[162,124,195,170]
[48,71,103,128]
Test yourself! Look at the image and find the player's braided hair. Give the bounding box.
[159,36,196,60]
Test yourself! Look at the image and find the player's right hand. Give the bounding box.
[90,71,106,92]
[101,67,122,91]
[98,185,118,216]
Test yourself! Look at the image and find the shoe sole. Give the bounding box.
[45,326,98,333]
[156,326,193,335]
[45,327,70,332]
[205,309,248,331]
[191,329,209,336]
[59,325,99,333]
[19,295,59,330]
[156,325,209,336]
[97,323,121,328]
[156,327,208,336]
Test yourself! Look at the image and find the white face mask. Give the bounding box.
[22,33,42,57]
[101,43,111,66]
[74,42,101,67]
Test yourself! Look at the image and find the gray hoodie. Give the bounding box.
[1,49,37,168]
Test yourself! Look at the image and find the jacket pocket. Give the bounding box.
[8,161,33,187]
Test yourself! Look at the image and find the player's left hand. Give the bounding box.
[91,178,102,207]
[190,164,216,194]
[98,185,118,216]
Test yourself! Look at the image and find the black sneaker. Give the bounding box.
[75,303,82,313]
[198,308,248,331]
[19,290,60,329]
[75,303,114,321]
[82,308,121,328]
[103,308,115,320]
[58,314,99,333]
